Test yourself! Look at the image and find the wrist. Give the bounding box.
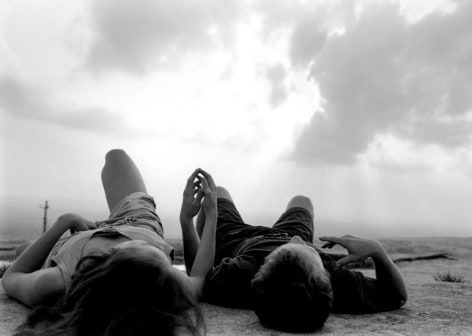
[370,241,387,260]
[54,215,73,232]
[180,214,194,224]
[205,207,217,217]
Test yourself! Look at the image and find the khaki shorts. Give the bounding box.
[96,192,165,237]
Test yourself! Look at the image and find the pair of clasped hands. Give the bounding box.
[180,168,218,222]
[54,169,218,236]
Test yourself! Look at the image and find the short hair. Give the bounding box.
[251,246,333,332]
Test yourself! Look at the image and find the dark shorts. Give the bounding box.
[215,198,314,264]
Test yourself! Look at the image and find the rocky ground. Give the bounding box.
[1,237,471,335]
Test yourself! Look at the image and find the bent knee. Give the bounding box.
[105,149,128,162]
[216,186,233,201]
[287,195,314,215]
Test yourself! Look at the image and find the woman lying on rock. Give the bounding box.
[2,149,217,336]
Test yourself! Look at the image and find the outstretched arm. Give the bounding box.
[320,235,407,308]
[2,214,96,306]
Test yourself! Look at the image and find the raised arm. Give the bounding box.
[180,169,206,273]
[2,214,96,306]
[320,235,407,308]
[187,170,217,299]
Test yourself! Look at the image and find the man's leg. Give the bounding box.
[286,195,314,219]
[101,149,147,213]
[273,195,315,242]
[216,186,234,202]
[197,186,234,237]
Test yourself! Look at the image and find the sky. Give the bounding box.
[1,0,471,239]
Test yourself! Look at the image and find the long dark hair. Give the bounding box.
[14,249,204,336]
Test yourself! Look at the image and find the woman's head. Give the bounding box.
[251,236,333,332]
[16,240,204,336]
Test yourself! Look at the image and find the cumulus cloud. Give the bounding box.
[286,0,472,166]
[0,76,128,135]
[85,0,240,74]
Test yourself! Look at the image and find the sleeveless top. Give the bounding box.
[43,225,174,291]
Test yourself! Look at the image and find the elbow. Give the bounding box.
[1,275,13,297]
[399,294,408,307]
[395,292,408,309]
[1,277,30,307]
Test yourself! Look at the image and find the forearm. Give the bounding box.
[190,209,217,278]
[196,209,205,238]
[5,217,69,275]
[180,216,200,274]
[372,247,408,304]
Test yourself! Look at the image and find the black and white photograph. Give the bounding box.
[1,0,471,335]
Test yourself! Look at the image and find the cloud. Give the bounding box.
[85,0,240,74]
[0,76,128,135]
[265,63,288,107]
[286,0,472,166]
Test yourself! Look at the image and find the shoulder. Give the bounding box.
[2,266,65,307]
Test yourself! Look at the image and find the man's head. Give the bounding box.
[251,236,333,332]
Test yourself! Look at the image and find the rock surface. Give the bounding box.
[1,237,472,335]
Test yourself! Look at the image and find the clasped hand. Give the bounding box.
[56,213,97,234]
[180,168,217,221]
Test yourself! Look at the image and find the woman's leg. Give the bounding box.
[101,149,148,213]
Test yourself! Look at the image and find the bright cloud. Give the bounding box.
[0,76,130,136]
[85,0,241,74]
[1,0,471,238]
[284,0,472,166]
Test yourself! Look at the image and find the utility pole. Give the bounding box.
[40,201,49,233]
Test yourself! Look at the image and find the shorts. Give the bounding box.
[96,192,165,237]
[215,198,314,263]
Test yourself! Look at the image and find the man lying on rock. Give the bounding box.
[184,186,407,333]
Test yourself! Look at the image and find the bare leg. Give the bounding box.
[196,186,233,237]
[216,186,233,202]
[101,149,147,213]
[286,195,314,219]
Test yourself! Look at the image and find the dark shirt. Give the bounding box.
[204,234,400,313]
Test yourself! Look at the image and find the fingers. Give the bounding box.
[335,254,358,267]
[319,236,343,245]
[185,169,201,190]
[321,242,336,249]
[195,189,204,203]
[199,175,211,193]
[185,168,216,202]
[87,220,97,230]
[197,168,216,189]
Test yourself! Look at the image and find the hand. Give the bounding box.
[198,169,217,216]
[57,213,96,234]
[319,235,384,267]
[180,169,206,221]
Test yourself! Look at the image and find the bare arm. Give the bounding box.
[188,170,218,299]
[320,235,407,307]
[2,214,96,306]
[180,169,205,274]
